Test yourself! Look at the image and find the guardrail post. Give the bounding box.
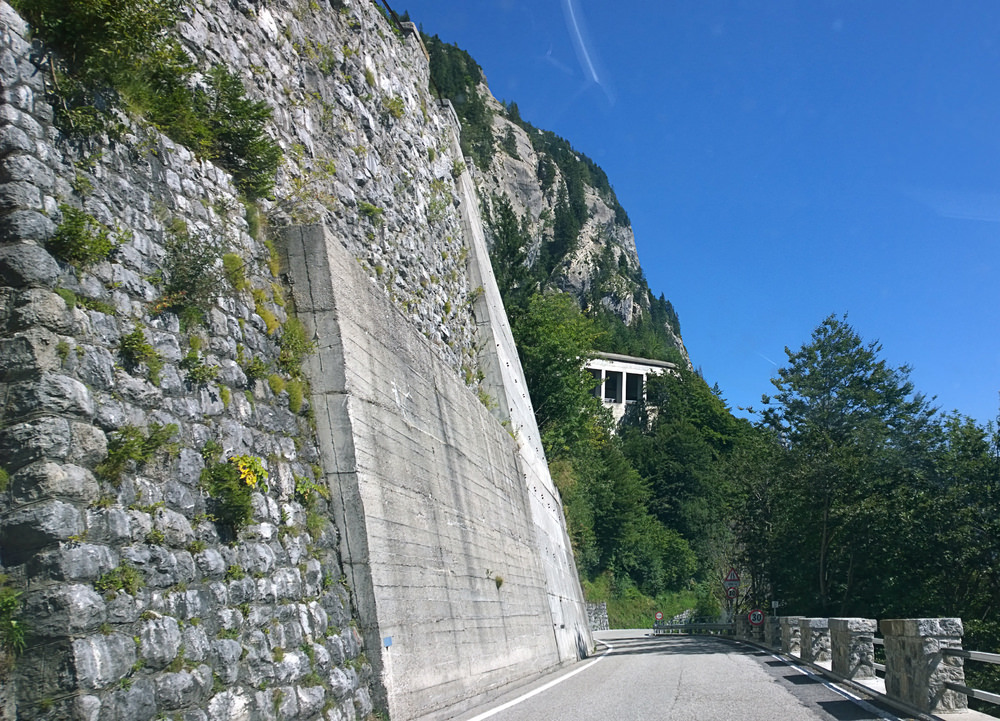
[780,616,801,656]
[829,618,876,680]
[764,616,781,648]
[880,618,967,714]
[799,618,831,665]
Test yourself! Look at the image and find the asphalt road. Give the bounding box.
[452,630,911,721]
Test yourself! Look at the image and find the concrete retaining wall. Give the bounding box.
[285,225,588,720]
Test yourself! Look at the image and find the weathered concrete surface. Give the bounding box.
[451,120,592,669]
[285,225,589,721]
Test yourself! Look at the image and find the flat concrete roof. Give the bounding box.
[591,351,678,370]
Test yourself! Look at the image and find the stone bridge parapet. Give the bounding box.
[739,616,969,716]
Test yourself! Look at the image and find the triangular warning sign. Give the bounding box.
[724,568,740,583]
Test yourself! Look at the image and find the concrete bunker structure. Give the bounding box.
[585,352,678,425]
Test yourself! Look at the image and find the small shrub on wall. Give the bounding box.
[201,455,268,535]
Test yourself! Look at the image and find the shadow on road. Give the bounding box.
[601,635,757,657]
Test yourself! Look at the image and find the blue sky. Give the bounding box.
[400,1,1000,426]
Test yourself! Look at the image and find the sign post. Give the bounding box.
[723,568,740,600]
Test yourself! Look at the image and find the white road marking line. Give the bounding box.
[774,653,901,721]
[463,643,614,721]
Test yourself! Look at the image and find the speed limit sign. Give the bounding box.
[725,586,738,599]
[748,609,765,626]
[655,612,663,621]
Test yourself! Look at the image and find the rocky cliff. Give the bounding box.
[420,35,689,365]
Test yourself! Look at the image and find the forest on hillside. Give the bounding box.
[421,27,1000,713]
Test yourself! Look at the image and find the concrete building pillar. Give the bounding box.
[779,616,801,656]
[880,618,967,714]
[799,618,831,665]
[829,618,876,680]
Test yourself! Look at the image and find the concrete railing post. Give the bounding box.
[829,618,876,680]
[780,616,801,656]
[880,618,967,715]
[764,616,781,648]
[799,618,831,665]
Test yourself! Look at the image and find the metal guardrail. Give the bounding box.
[873,637,886,673]
[941,647,1000,707]
[652,620,735,636]
[870,639,1000,707]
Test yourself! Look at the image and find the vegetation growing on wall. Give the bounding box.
[13,0,281,198]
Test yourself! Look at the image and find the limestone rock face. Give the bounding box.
[472,92,691,365]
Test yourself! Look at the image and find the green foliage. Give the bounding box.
[155,224,223,327]
[179,350,219,385]
[267,373,286,395]
[512,292,604,455]
[48,205,116,268]
[422,32,494,169]
[95,563,144,597]
[755,314,938,615]
[358,201,385,225]
[222,253,248,291]
[277,317,315,378]
[0,467,9,493]
[294,475,329,507]
[15,0,280,196]
[286,379,305,414]
[243,356,268,384]
[0,575,26,659]
[96,423,178,485]
[500,125,519,159]
[54,287,78,310]
[201,455,268,533]
[383,95,405,119]
[185,65,282,200]
[119,327,163,384]
[225,565,245,581]
[583,574,698,629]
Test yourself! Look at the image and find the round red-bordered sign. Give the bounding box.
[748,609,765,626]
[655,612,664,621]
[725,586,739,599]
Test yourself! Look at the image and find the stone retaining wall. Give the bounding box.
[0,0,592,719]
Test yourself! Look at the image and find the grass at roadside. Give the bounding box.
[582,575,698,630]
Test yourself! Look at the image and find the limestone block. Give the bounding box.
[25,584,106,638]
[30,542,117,583]
[211,639,243,684]
[139,616,183,669]
[298,685,326,717]
[73,633,136,689]
[10,288,74,332]
[10,461,100,506]
[7,372,95,420]
[0,243,60,296]
[155,667,213,710]
[1,499,85,559]
[0,208,56,241]
[109,678,157,721]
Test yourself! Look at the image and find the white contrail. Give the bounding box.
[562,0,599,84]
[757,352,778,366]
